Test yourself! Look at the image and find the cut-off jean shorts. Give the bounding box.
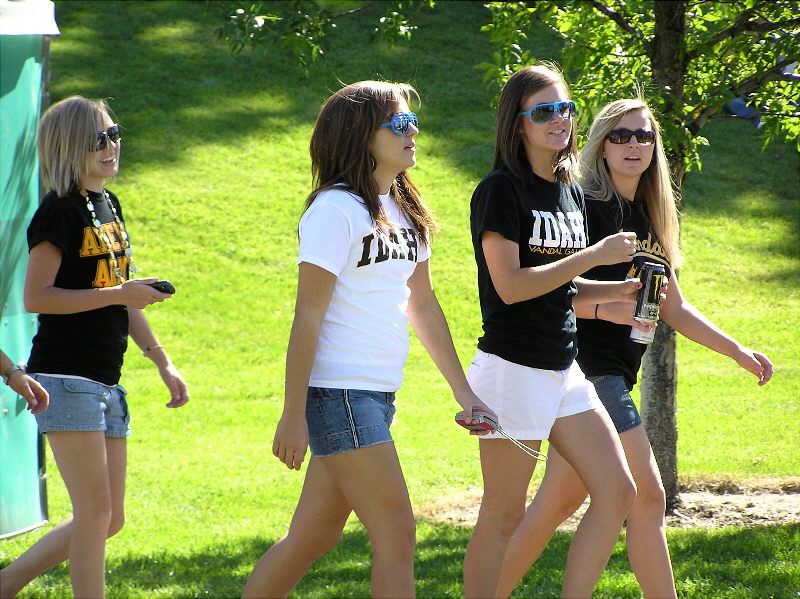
[306,387,396,457]
[587,374,642,434]
[32,374,131,437]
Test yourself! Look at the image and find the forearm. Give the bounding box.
[499,248,603,303]
[663,301,741,358]
[283,314,323,415]
[408,297,471,395]
[128,308,172,368]
[25,285,124,315]
[0,350,13,373]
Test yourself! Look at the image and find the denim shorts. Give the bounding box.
[306,387,396,457]
[32,374,131,437]
[586,375,642,434]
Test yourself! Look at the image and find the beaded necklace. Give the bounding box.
[80,188,137,281]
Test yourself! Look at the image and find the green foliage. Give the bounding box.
[211,0,433,72]
[480,0,800,176]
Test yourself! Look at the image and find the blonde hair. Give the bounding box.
[579,98,683,268]
[38,96,113,197]
[307,80,436,245]
[493,62,579,185]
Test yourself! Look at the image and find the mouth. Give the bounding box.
[100,157,117,166]
[624,155,641,161]
[404,143,416,151]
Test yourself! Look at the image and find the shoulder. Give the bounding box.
[310,187,366,215]
[473,170,521,199]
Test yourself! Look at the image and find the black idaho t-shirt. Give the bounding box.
[26,188,131,386]
[470,169,587,371]
[575,195,672,389]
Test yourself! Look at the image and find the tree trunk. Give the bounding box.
[643,0,687,513]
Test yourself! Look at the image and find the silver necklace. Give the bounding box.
[81,188,137,281]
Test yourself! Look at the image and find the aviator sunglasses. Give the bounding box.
[519,100,577,124]
[380,112,418,136]
[95,124,121,151]
[606,128,656,145]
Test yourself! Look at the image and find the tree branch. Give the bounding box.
[687,58,797,134]
[587,0,649,51]
[535,7,646,59]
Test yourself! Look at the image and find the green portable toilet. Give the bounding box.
[0,0,59,539]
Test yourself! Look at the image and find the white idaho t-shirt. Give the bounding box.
[298,188,431,391]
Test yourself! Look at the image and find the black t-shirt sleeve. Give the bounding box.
[27,194,75,254]
[472,173,521,244]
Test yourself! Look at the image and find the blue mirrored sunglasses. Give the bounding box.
[519,101,577,124]
[380,112,418,136]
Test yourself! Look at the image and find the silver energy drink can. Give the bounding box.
[630,262,666,345]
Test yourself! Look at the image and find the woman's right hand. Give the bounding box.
[272,411,309,470]
[592,232,637,265]
[119,278,171,309]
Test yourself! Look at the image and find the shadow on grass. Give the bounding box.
[13,521,799,598]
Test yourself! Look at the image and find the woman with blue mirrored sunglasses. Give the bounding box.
[519,100,577,124]
[380,111,419,135]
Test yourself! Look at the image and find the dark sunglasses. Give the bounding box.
[606,128,656,145]
[380,112,418,136]
[519,101,576,124]
[95,124,121,151]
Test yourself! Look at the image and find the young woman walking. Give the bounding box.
[463,65,643,599]
[496,97,773,598]
[242,80,492,599]
[0,96,188,599]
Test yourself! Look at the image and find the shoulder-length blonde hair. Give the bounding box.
[38,96,113,197]
[579,98,683,268]
[305,80,437,245]
[493,62,578,185]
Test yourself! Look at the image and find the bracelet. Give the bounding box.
[143,344,165,357]
[2,364,24,385]
[594,304,599,319]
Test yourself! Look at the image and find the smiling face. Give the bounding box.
[80,110,121,191]
[368,97,418,192]
[519,82,572,175]
[603,108,655,191]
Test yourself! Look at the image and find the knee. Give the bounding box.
[371,515,416,562]
[634,478,666,515]
[74,495,113,530]
[480,501,527,538]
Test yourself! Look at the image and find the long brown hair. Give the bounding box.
[305,81,437,245]
[579,98,683,268]
[493,63,578,185]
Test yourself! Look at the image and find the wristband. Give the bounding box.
[2,364,24,385]
[143,344,165,357]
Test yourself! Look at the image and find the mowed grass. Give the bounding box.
[1,1,798,597]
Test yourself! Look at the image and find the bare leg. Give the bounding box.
[242,458,352,599]
[243,442,415,599]
[0,435,127,598]
[463,438,540,599]
[549,410,636,599]
[495,446,588,598]
[619,426,676,599]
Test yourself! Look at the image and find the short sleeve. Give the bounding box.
[27,197,73,254]
[471,172,520,243]
[298,197,353,276]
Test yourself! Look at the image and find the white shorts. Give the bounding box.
[467,350,602,441]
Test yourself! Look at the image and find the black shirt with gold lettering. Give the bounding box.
[576,194,672,389]
[26,188,130,385]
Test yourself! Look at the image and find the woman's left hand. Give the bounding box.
[734,347,774,386]
[159,363,190,407]
[454,387,498,436]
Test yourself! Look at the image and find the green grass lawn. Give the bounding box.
[2,1,798,597]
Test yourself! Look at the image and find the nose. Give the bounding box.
[406,122,419,136]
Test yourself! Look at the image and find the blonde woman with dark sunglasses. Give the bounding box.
[496,98,773,599]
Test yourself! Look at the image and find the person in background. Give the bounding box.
[496,97,773,598]
[0,96,189,599]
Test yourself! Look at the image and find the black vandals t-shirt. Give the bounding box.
[26,189,131,386]
[575,195,672,389]
[470,169,587,371]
